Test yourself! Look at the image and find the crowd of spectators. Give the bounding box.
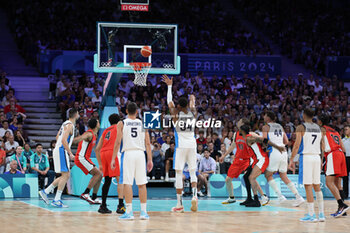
[5,0,272,66]
[233,0,350,75]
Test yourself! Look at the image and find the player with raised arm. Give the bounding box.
[111,102,153,220]
[162,74,199,213]
[289,108,325,222]
[39,108,79,208]
[318,114,349,217]
[95,113,125,214]
[74,118,102,205]
[263,111,305,206]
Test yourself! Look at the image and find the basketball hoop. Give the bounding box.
[130,62,152,86]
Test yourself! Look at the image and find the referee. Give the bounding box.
[342,125,350,199]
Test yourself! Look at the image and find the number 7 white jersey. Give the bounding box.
[122,118,145,152]
[298,122,321,155]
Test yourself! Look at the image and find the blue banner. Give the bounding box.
[0,174,38,198]
[40,50,281,77]
[209,174,332,198]
[326,56,350,80]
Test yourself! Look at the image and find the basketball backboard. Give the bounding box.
[94,22,180,75]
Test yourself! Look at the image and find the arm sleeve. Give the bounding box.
[22,156,27,168]
[30,155,35,168]
[167,85,173,105]
[45,155,50,169]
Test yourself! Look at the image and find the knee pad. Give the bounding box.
[175,170,183,189]
[189,169,198,183]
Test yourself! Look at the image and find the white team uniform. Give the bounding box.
[298,122,322,185]
[53,120,75,173]
[266,122,288,173]
[121,118,147,185]
[174,110,197,171]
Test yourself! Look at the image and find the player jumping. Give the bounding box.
[74,118,102,205]
[263,111,305,206]
[39,108,79,208]
[289,108,325,222]
[163,74,199,213]
[95,113,125,214]
[318,113,349,217]
[111,102,153,220]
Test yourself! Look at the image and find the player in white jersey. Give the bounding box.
[163,74,199,213]
[39,108,80,208]
[289,108,325,222]
[263,111,304,206]
[111,102,153,220]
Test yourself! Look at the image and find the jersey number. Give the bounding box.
[105,131,111,140]
[131,127,138,138]
[331,134,340,145]
[274,129,282,137]
[311,134,317,144]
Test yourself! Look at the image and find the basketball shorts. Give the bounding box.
[75,155,95,175]
[300,154,321,185]
[325,151,347,177]
[174,147,197,171]
[266,149,288,173]
[227,158,250,178]
[53,147,70,173]
[101,150,120,178]
[122,150,147,185]
[252,156,269,173]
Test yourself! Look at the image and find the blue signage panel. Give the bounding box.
[0,174,38,198]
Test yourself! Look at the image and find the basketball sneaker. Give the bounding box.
[293,195,305,207]
[190,196,198,212]
[80,193,94,204]
[261,194,270,206]
[98,205,112,214]
[299,214,318,223]
[39,190,49,205]
[318,213,325,222]
[332,205,350,218]
[171,206,184,213]
[278,195,287,203]
[119,212,134,220]
[245,200,261,207]
[222,197,236,204]
[240,198,253,206]
[117,205,126,214]
[140,211,150,220]
[91,198,102,205]
[51,200,68,208]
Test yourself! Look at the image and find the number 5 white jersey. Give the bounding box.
[267,122,284,147]
[299,122,321,155]
[122,118,145,152]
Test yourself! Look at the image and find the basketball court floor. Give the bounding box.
[1,196,348,233]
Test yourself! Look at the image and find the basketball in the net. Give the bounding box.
[140,46,152,57]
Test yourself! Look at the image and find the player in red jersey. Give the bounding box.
[318,114,349,217]
[74,118,102,204]
[95,113,125,214]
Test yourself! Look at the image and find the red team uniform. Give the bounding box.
[227,132,251,178]
[75,129,97,175]
[323,126,347,177]
[100,125,120,177]
[247,134,269,173]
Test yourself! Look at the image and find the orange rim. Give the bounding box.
[130,62,152,71]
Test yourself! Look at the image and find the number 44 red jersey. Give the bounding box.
[323,125,342,155]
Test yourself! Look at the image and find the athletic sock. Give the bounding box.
[254,195,259,202]
[119,198,124,206]
[315,191,324,214]
[339,190,345,201]
[192,187,197,198]
[286,182,299,197]
[176,194,183,207]
[229,196,235,200]
[44,183,57,194]
[141,203,147,212]
[92,193,97,200]
[54,190,63,201]
[101,177,111,207]
[337,199,345,208]
[268,180,282,198]
[244,166,253,200]
[125,203,132,214]
[307,202,315,216]
[83,188,90,195]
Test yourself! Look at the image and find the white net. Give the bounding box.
[130,62,152,86]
